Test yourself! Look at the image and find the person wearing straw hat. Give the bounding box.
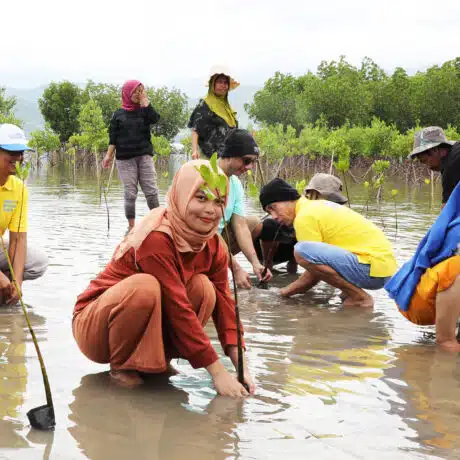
[259,178,397,308]
[407,127,460,206]
[253,173,348,275]
[188,66,239,160]
[0,124,48,305]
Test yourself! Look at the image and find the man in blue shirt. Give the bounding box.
[217,129,272,288]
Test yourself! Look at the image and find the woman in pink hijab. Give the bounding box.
[102,80,161,232]
[73,160,255,396]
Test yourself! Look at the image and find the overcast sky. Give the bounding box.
[2,0,459,95]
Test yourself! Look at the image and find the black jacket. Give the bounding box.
[109,104,160,160]
[441,142,460,203]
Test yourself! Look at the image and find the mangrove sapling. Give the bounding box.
[101,172,111,233]
[334,146,352,208]
[104,158,117,232]
[195,154,249,392]
[0,236,55,430]
[363,181,372,217]
[391,189,399,239]
[371,160,390,230]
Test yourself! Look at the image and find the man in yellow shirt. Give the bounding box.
[259,178,397,308]
[0,124,48,305]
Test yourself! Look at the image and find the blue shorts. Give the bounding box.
[294,241,389,290]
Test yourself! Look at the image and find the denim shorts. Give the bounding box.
[294,241,389,290]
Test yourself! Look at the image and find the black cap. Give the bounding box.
[221,129,260,158]
[260,178,300,210]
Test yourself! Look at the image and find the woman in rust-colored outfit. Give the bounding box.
[73,160,255,397]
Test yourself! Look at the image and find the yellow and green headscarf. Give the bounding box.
[204,75,237,128]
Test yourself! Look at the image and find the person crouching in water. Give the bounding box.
[259,178,397,308]
[253,173,349,275]
[73,160,255,396]
[385,182,460,352]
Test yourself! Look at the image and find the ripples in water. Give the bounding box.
[0,171,458,459]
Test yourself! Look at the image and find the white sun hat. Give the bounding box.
[206,65,240,91]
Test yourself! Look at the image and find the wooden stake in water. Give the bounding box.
[0,235,55,430]
[195,155,248,391]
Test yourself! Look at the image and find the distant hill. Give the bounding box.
[5,86,47,133]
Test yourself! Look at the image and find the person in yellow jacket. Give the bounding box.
[259,178,397,308]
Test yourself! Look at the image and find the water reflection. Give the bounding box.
[0,307,45,449]
[386,346,460,454]
[0,166,457,459]
[68,372,244,460]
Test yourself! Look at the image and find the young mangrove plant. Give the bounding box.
[195,153,248,391]
[391,188,399,238]
[2,161,55,430]
[0,236,55,430]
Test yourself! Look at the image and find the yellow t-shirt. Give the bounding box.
[293,197,397,277]
[0,175,28,236]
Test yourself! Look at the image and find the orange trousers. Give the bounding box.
[72,273,216,372]
[400,256,460,326]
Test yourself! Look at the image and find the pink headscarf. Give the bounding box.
[121,80,142,111]
[114,160,229,260]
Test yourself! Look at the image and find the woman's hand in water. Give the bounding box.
[227,346,256,395]
[213,370,249,397]
[207,360,248,397]
[243,370,256,395]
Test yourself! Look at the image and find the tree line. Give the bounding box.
[246,56,460,133]
[0,81,189,161]
[1,55,459,165]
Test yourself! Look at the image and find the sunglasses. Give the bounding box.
[2,150,24,156]
[242,157,257,166]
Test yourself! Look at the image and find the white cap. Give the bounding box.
[0,124,33,152]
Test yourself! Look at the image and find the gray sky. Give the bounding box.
[2,0,459,95]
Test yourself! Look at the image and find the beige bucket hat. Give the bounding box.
[206,65,240,91]
[304,173,348,204]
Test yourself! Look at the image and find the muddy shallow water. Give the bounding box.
[1,165,459,460]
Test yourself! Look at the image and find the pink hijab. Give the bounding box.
[114,160,228,260]
[121,80,142,111]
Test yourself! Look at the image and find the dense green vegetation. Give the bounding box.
[251,119,459,163]
[246,56,460,161]
[0,81,188,165]
[246,56,460,132]
[0,87,22,126]
[2,55,459,167]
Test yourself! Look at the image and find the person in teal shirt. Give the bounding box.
[217,130,272,289]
